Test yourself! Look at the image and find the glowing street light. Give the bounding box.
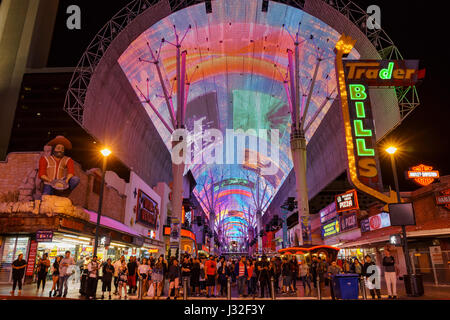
[94,148,112,256]
[100,148,112,157]
[386,146,397,155]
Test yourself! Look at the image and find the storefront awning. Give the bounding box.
[84,209,141,237]
[339,228,450,249]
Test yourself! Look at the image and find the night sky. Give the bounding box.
[47,0,450,192]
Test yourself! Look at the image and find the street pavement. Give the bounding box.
[0,278,449,300]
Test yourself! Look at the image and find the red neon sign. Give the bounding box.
[407,164,439,186]
[436,189,450,210]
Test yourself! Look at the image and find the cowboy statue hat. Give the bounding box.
[46,135,72,150]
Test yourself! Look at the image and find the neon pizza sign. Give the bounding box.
[335,189,359,212]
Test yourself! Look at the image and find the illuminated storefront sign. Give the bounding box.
[344,60,420,86]
[335,189,359,212]
[36,230,53,242]
[321,218,340,238]
[335,35,423,204]
[320,202,338,224]
[407,164,439,186]
[339,213,358,232]
[136,189,159,230]
[436,189,450,210]
[164,226,196,242]
[361,212,391,232]
[360,219,370,233]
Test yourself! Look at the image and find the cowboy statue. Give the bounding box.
[38,136,80,195]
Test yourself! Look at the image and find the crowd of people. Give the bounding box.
[9,249,400,300]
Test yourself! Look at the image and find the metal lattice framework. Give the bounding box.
[64,0,419,141]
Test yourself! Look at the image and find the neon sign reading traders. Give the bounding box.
[335,34,423,204]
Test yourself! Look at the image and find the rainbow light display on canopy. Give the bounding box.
[118,0,359,243]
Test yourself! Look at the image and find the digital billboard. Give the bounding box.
[136,189,159,230]
[321,218,340,238]
[320,202,337,224]
[361,212,391,232]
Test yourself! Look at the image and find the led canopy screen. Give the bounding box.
[118,0,360,242]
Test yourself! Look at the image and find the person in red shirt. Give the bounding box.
[204,255,217,298]
[38,136,80,195]
[234,256,248,297]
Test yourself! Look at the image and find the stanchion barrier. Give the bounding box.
[316,276,322,300]
[227,277,231,300]
[138,277,143,300]
[361,276,367,300]
[270,277,276,300]
[183,277,188,300]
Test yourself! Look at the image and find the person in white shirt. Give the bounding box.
[57,251,75,297]
[113,255,125,295]
[137,258,150,296]
[86,255,99,299]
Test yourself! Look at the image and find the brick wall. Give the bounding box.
[0,152,126,223]
[0,152,41,195]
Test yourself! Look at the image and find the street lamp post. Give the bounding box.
[94,148,111,257]
[386,146,413,275]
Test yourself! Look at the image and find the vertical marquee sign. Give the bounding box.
[334,35,423,204]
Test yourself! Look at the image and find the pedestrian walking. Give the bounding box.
[309,256,319,289]
[256,255,271,298]
[204,255,217,298]
[117,261,128,299]
[235,256,248,297]
[190,257,201,297]
[180,255,192,296]
[167,258,180,300]
[299,261,311,296]
[127,256,138,294]
[274,257,282,293]
[101,258,114,299]
[10,253,27,295]
[327,260,342,300]
[289,256,299,294]
[152,256,165,299]
[49,255,61,297]
[57,251,75,297]
[112,255,125,295]
[363,255,381,299]
[36,253,50,292]
[199,257,206,296]
[382,250,398,299]
[86,255,99,300]
[138,258,150,296]
[247,259,257,296]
